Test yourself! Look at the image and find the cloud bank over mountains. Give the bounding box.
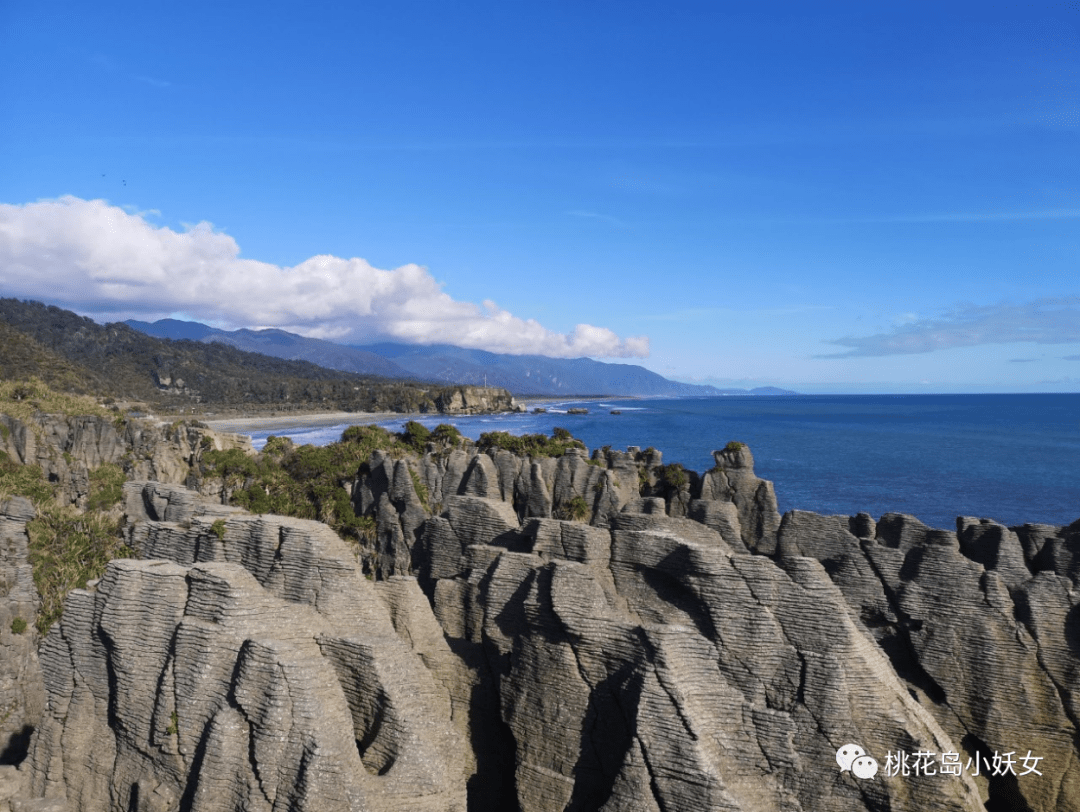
[823,299,1080,358]
[0,196,649,359]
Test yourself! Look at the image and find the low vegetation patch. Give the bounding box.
[199,423,436,546]
[657,462,689,490]
[1,446,132,636]
[477,427,585,458]
[429,423,464,447]
[87,463,126,511]
[0,453,56,505]
[400,420,431,453]
[0,378,115,423]
[408,468,430,510]
[558,495,591,522]
[28,503,132,635]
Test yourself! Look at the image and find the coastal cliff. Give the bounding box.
[2,424,1077,811]
[430,386,519,415]
[0,409,251,796]
[0,412,251,510]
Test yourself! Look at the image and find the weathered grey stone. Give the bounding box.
[375,493,411,579]
[9,435,1080,812]
[523,518,611,568]
[15,492,466,812]
[699,443,781,551]
[687,498,745,550]
[0,414,248,510]
[460,453,499,499]
[0,497,43,769]
[443,495,521,550]
[785,509,1080,812]
[957,517,1032,588]
[523,461,552,519]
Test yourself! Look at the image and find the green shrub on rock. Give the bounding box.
[430,423,463,447]
[28,503,132,635]
[399,421,431,453]
[478,428,585,458]
[408,468,430,510]
[657,462,689,490]
[559,495,591,522]
[262,435,295,458]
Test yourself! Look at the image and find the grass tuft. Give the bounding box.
[87,463,125,511]
[28,503,132,635]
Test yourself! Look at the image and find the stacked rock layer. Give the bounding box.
[6,438,1079,811]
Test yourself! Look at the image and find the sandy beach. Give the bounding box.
[183,397,581,438]
[200,411,402,435]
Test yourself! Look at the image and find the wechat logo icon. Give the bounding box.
[837,744,879,779]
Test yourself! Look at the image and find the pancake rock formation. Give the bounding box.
[4,434,1079,811]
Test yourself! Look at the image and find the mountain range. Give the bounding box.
[0,298,515,415]
[125,319,796,397]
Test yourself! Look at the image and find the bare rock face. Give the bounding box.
[16,484,466,812]
[424,507,983,811]
[700,443,781,552]
[777,510,1080,812]
[9,435,1080,812]
[432,387,516,416]
[352,439,782,579]
[0,414,250,509]
[0,497,44,768]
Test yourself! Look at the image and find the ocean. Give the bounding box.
[246,393,1080,531]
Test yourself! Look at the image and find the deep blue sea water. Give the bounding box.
[247,394,1080,530]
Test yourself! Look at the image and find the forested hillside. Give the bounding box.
[0,299,514,414]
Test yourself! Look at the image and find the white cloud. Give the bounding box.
[0,196,649,358]
[820,299,1080,358]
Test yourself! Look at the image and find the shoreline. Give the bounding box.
[197,411,403,435]
[191,398,594,436]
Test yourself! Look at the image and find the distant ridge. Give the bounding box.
[0,298,517,415]
[125,319,797,397]
[125,318,219,341]
[128,320,411,379]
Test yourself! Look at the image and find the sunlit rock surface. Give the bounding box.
[6,438,1078,811]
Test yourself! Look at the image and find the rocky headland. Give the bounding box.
[1,413,1077,811]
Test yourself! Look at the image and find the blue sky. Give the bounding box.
[1,1,1077,392]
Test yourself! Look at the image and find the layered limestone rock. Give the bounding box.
[351,441,777,580]
[699,443,781,552]
[7,434,1080,811]
[0,413,249,509]
[423,504,984,812]
[16,483,466,812]
[0,497,44,769]
[777,510,1080,812]
[431,387,519,415]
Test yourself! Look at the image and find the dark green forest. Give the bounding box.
[0,298,504,414]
